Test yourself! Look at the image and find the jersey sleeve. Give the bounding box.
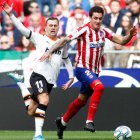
[10,14,41,46]
[67,25,87,40]
[103,28,114,40]
[27,31,42,45]
[10,14,30,38]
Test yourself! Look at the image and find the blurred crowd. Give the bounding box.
[0,0,140,68]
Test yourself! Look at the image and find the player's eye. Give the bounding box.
[54,25,58,27]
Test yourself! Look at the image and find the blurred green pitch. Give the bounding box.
[0,131,140,140]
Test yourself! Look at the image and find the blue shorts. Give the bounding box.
[75,67,98,95]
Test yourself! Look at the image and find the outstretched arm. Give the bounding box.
[1,2,31,38]
[111,26,137,45]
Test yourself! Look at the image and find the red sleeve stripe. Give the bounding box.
[95,31,99,69]
[76,38,81,66]
[103,29,113,40]
[81,31,87,68]
[89,28,94,71]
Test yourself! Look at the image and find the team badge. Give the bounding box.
[38,88,43,93]
[100,31,104,37]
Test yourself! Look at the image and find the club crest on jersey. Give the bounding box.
[38,88,43,93]
[90,42,104,48]
[100,31,104,37]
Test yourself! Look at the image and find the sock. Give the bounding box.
[35,104,47,137]
[87,82,104,122]
[63,98,86,123]
[17,82,32,109]
[61,117,67,126]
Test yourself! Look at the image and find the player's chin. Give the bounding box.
[94,25,100,30]
[50,32,57,36]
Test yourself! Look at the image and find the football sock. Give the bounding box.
[61,117,67,126]
[35,104,47,137]
[17,82,32,109]
[63,98,86,123]
[87,82,104,122]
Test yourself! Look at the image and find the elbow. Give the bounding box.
[118,39,126,46]
[121,41,128,46]
[62,37,69,46]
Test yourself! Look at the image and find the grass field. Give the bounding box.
[0,131,140,140]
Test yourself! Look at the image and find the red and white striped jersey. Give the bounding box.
[68,22,114,74]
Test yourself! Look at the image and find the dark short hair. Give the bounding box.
[89,6,104,18]
[46,17,59,25]
[110,0,121,5]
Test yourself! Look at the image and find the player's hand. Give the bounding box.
[39,51,52,62]
[1,1,13,16]
[62,78,74,90]
[130,26,137,37]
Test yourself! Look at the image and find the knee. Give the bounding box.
[95,83,104,92]
[38,93,49,106]
[27,110,35,116]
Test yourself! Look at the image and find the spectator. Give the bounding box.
[129,0,140,26]
[23,0,32,16]
[102,0,125,32]
[66,4,89,34]
[52,4,68,36]
[36,0,57,16]
[15,36,35,51]
[23,1,46,34]
[69,0,92,13]
[59,0,71,17]
[0,35,12,50]
[136,14,140,38]
[101,0,112,13]
[93,0,111,13]
[116,15,136,47]
[127,38,140,68]
[28,13,45,34]
[1,13,22,47]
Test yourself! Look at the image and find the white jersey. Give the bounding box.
[10,15,72,84]
[29,32,68,84]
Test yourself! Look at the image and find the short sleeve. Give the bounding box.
[68,25,88,40]
[103,28,114,40]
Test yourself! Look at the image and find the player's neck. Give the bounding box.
[46,35,58,41]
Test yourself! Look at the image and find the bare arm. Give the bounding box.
[39,36,71,62]
[49,36,71,53]
[1,2,30,38]
[111,26,137,45]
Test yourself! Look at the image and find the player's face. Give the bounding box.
[45,20,59,37]
[90,12,103,31]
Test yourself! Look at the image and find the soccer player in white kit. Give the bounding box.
[2,2,74,140]
[39,5,137,139]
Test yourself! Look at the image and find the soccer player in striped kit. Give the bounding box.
[1,2,74,140]
[39,5,137,139]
